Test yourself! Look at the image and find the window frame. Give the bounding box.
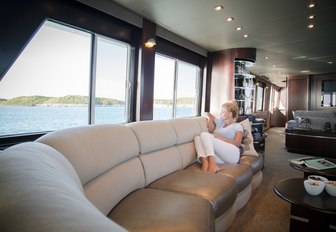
[0,15,139,148]
[153,53,201,119]
[155,37,206,117]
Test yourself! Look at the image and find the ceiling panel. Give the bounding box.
[90,0,336,87]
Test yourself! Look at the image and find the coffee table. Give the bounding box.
[274,178,336,232]
[289,157,336,180]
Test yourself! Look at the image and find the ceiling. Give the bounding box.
[93,0,336,87]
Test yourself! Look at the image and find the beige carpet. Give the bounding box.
[227,127,307,232]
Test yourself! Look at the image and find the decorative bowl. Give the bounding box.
[325,181,336,197]
[308,175,328,182]
[304,179,325,195]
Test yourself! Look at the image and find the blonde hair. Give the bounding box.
[222,101,239,120]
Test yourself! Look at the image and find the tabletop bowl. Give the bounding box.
[308,175,328,182]
[304,179,325,195]
[325,181,336,197]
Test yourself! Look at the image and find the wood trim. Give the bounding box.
[139,19,156,120]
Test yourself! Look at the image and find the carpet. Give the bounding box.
[227,127,307,232]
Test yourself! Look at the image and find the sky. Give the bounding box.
[0,20,198,101]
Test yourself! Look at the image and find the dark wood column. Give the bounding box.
[139,19,156,120]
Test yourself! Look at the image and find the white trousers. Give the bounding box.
[194,132,240,164]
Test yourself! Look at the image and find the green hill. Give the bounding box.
[0,95,125,106]
[1,96,51,106]
[154,97,194,105]
[0,95,193,106]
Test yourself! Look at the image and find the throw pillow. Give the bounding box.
[239,118,258,157]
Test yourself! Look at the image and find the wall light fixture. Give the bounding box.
[144,38,156,48]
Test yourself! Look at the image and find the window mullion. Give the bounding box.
[195,68,201,115]
[172,59,179,118]
[89,33,98,125]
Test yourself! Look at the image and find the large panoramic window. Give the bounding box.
[0,20,131,136]
[153,54,199,120]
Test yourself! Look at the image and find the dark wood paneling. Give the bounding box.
[207,48,256,111]
[139,19,156,120]
[156,37,206,68]
[287,76,309,120]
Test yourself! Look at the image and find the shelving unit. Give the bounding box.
[234,60,255,115]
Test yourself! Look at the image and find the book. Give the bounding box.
[289,156,315,165]
[304,158,336,170]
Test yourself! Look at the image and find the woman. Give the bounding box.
[194,101,243,172]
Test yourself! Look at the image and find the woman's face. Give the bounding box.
[220,107,231,120]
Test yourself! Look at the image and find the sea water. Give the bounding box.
[0,106,193,136]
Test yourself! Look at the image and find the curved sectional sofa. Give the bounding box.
[0,117,263,232]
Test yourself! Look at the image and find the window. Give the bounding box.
[94,36,130,124]
[175,61,199,117]
[321,80,336,107]
[0,20,131,136]
[153,54,199,120]
[273,89,279,109]
[255,85,264,111]
[269,85,280,111]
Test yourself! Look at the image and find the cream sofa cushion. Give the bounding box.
[169,117,203,144]
[0,142,126,232]
[84,157,145,215]
[37,124,144,215]
[37,124,140,185]
[128,120,177,153]
[140,146,182,185]
[240,119,258,157]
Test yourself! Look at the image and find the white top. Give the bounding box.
[214,118,243,139]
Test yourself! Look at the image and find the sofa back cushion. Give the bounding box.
[293,110,336,131]
[37,124,145,215]
[0,142,126,232]
[169,117,204,144]
[128,120,182,185]
[128,120,177,153]
[168,117,206,168]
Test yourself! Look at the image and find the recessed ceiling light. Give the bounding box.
[292,55,307,60]
[301,70,310,73]
[308,3,316,8]
[265,56,269,60]
[243,34,249,38]
[236,26,242,31]
[308,15,315,19]
[328,61,333,64]
[214,5,224,11]
[308,24,315,29]
[226,17,234,22]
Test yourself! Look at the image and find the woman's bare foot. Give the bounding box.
[207,156,219,173]
[200,157,209,172]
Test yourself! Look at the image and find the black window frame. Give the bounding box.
[0,0,141,149]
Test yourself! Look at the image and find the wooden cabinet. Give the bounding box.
[285,128,336,158]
